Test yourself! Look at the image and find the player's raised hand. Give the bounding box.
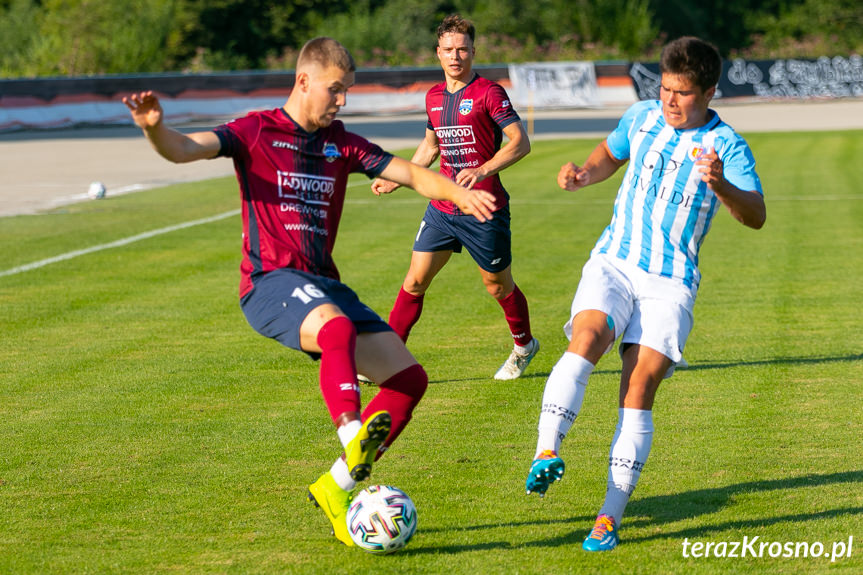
[122,91,164,130]
[696,147,724,191]
[558,161,590,191]
[371,178,400,196]
[454,188,497,223]
[122,91,221,163]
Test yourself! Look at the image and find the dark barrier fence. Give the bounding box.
[0,64,634,101]
[0,66,508,101]
[1,59,858,132]
[3,58,860,103]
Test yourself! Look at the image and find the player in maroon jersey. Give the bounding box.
[123,37,496,547]
[372,14,538,381]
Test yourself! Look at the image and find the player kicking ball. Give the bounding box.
[371,14,538,381]
[525,37,766,551]
[123,37,496,546]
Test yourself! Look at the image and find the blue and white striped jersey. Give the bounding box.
[595,100,763,290]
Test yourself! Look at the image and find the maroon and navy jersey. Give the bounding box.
[425,74,520,214]
[214,109,393,297]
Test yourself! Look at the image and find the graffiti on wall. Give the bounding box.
[629,55,863,100]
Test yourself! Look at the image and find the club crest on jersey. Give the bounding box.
[323,142,341,162]
[459,99,473,115]
[689,145,705,161]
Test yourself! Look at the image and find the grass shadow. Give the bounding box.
[428,353,862,384]
[626,469,863,523]
[410,470,863,553]
[678,352,863,372]
[590,352,863,376]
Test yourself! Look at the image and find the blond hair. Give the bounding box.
[297,37,356,72]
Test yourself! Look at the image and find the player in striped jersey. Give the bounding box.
[371,14,538,381]
[524,37,766,552]
[124,37,497,547]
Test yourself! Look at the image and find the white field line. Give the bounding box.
[0,210,239,278]
[3,184,861,278]
[0,181,368,278]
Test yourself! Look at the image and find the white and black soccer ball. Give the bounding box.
[87,181,106,199]
[346,485,417,554]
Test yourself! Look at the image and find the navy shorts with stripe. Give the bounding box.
[413,203,512,272]
[240,268,391,359]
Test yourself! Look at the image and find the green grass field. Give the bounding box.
[1,132,861,574]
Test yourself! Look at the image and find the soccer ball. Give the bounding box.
[87,181,106,199]
[346,485,417,554]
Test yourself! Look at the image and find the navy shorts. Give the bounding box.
[413,203,512,272]
[240,268,391,358]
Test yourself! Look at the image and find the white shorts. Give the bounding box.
[564,253,696,374]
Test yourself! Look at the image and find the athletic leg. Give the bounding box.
[584,344,669,552]
[312,333,428,545]
[484,266,539,380]
[355,331,427,454]
[526,310,614,496]
[300,303,361,427]
[388,250,451,342]
[300,303,366,546]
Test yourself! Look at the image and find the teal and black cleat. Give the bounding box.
[525,450,565,497]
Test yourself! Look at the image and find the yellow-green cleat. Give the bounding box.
[308,471,354,546]
[344,410,391,482]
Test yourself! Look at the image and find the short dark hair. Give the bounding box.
[660,36,721,92]
[437,14,475,44]
[297,37,356,73]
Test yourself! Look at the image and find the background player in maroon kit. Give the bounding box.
[371,14,538,381]
[122,37,496,547]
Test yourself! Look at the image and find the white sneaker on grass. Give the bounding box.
[493,338,540,380]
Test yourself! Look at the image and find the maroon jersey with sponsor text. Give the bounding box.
[425,74,520,214]
[214,109,393,297]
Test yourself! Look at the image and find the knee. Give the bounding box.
[402,276,430,296]
[485,283,505,300]
[382,363,428,404]
[620,380,660,410]
[574,327,603,347]
[484,278,514,300]
[482,269,515,300]
[403,363,428,401]
[568,328,611,364]
[316,315,356,351]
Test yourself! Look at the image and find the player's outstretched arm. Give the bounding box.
[558,140,626,192]
[372,128,441,196]
[455,121,530,189]
[123,91,221,164]
[697,149,766,229]
[379,156,496,222]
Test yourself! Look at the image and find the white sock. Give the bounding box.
[336,419,361,450]
[598,408,654,525]
[513,338,535,355]
[535,352,594,458]
[330,458,357,491]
